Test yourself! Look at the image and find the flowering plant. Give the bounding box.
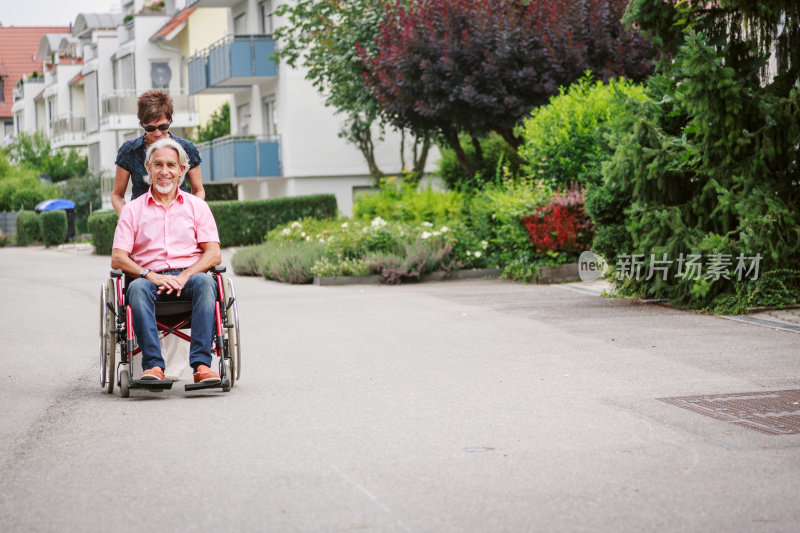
[520,187,593,256]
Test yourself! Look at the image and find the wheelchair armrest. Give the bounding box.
[212,265,227,274]
[110,269,124,278]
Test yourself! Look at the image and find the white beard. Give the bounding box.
[155,182,176,195]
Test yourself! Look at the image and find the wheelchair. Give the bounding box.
[99,266,240,397]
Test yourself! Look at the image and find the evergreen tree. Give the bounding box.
[605,0,800,311]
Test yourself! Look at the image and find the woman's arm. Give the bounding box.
[186,166,205,200]
[111,166,131,215]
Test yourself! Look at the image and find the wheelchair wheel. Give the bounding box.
[222,358,233,392]
[119,367,130,398]
[100,280,116,394]
[224,276,241,381]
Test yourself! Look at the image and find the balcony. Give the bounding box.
[52,116,86,147]
[100,91,197,129]
[188,35,276,95]
[197,135,281,182]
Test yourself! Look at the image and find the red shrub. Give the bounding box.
[521,188,593,254]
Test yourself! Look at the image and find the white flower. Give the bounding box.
[474,251,482,258]
[466,250,472,256]
[341,222,349,228]
[291,221,301,228]
[371,216,387,229]
[306,236,311,241]
[481,240,489,249]
[421,231,432,240]
[440,226,450,233]
[281,228,291,236]
[301,232,306,238]
[421,221,433,228]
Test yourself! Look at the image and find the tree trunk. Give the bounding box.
[443,128,472,177]
[496,127,522,150]
[410,132,432,187]
[342,115,383,183]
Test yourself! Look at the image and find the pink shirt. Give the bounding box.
[113,188,220,271]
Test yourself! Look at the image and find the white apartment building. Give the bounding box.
[185,0,438,214]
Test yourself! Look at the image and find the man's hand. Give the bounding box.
[148,272,186,297]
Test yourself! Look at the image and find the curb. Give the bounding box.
[537,263,580,284]
[313,268,502,286]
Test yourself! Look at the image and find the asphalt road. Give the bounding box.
[0,246,798,532]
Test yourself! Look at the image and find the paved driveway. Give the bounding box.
[1,246,798,532]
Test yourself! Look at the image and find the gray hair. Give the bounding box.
[143,138,189,186]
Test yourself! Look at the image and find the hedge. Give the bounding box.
[88,211,118,255]
[16,211,41,246]
[87,194,338,254]
[210,194,337,246]
[40,210,67,247]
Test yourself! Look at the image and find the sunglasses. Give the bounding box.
[142,122,171,132]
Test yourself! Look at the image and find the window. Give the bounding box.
[262,95,276,135]
[237,103,251,135]
[234,13,247,35]
[114,54,135,92]
[85,72,99,132]
[259,0,274,35]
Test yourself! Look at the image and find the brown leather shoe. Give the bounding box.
[193,364,220,383]
[141,367,165,381]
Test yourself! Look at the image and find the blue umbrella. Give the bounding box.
[35,199,76,212]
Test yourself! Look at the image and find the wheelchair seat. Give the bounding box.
[154,300,194,327]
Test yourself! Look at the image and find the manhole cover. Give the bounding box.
[658,390,800,435]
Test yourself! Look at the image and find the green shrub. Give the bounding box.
[0,230,10,247]
[466,179,553,280]
[87,211,118,255]
[40,210,67,247]
[517,75,647,188]
[353,178,463,224]
[437,132,521,192]
[16,211,41,246]
[311,256,372,277]
[210,194,337,247]
[0,173,59,211]
[235,241,326,283]
[710,269,800,315]
[7,132,87,182]
[231,245,268,276]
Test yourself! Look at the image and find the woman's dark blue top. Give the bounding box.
[115,133,202,200]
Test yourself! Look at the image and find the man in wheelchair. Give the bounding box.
[111,137,222,385]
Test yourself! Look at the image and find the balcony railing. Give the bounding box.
[197,135,281,181]
[188,34,276,95]
[101,91,138,116]
[14,78,44,102]
[52,116,86,136]
[101,91,196,122]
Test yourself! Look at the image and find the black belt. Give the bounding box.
[157,268,186,274]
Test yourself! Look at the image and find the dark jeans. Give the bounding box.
[127,271,216,371]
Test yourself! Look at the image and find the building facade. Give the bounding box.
[11,0,438,215]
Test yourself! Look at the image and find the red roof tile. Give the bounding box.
[0,26,70,118]
[151,7,196,41]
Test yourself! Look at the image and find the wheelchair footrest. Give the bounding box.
[184,377,230,391]
[130,379,174,390]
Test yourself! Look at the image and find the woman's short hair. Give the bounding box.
[144,138,188,186]
[137,89,173,124]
